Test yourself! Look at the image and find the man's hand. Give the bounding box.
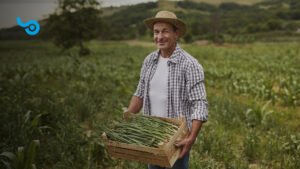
[123,111,131,120]
[122,107,131,120]
[174,120,203,159]
[123,96,143,119]
[174,137,195,159]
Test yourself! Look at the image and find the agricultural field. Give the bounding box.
[0,40,299,169]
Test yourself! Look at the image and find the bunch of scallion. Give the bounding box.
[104,115,179,148]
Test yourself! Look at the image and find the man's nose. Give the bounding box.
[157,32,163,39]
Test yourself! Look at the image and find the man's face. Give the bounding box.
[153,22,178,51]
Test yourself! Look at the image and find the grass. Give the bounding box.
[0,40,299,169]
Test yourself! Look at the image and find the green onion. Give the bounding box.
[104,115,179,147]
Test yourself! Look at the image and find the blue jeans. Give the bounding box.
[148,153,189,169]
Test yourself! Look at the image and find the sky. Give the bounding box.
[0,0,156,29]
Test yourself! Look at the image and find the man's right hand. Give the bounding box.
[122,107,131,120]
[123,96,143,120]
[123,111,131,120]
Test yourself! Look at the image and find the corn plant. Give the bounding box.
[0,140,40,169]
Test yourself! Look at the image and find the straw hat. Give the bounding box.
[144,11,186,37]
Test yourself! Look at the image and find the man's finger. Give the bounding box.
[179,147,187,159]
[174,139,185,147]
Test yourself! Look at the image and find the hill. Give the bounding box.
[189,0,264,5]
[1,0,300,43]
[100,0,300,42]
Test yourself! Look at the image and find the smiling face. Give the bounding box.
[153,22,178,52]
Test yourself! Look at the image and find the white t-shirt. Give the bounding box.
[149,56,169,117]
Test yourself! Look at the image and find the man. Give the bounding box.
[124,11,208,169]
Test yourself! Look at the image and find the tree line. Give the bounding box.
[0,0,299,54]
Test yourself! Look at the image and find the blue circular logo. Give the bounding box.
[16,17,40,36]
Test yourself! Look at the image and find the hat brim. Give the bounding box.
[144,17,186,38]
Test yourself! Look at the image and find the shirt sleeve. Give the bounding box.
[187,62,208,122]
[133,57,149,99]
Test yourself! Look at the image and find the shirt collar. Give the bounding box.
[152,44,182,64]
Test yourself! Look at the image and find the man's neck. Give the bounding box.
[160,44,176,58]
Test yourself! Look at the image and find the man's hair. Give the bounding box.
[171,24,178,32]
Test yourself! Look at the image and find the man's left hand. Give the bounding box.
[174,137,195,159]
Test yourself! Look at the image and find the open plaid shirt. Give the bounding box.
[134,44,208,129]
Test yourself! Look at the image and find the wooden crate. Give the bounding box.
[102,116,188,168]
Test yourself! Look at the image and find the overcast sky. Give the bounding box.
[0,0,156,29]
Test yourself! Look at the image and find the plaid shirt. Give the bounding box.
[134,44,208,129]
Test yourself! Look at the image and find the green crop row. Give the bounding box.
[0,41,299,169]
